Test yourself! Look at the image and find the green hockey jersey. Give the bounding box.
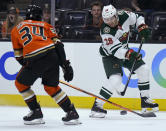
[100,10,145,59]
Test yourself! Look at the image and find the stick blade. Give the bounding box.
[141,112,156,117]
[120,92,125,96]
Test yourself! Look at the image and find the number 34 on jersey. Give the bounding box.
[11,20,58,58]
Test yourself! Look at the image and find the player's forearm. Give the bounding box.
[54,42,67,66]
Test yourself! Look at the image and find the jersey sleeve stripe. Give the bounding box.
[109,43,122,54]
[111,46,122,55]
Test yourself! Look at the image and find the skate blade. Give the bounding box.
[89,111,106,118]
[24,118,45,125]
[141,111,156,117]
[141,108,157,117]
[63,119,82,125]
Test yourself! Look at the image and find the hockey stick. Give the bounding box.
[59,80,156,117]
[120,39,144,96]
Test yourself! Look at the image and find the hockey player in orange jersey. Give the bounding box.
[11,5,81,125]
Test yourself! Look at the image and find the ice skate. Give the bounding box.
[141,97,159,113]
[62,104,81,125]
[89,99,107,118]
[23,108,45,125]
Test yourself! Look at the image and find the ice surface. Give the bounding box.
[0,106,166,131]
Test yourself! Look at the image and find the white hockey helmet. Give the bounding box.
[102,4,118,23]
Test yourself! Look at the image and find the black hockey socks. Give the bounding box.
[25,95,40,111]
[57,95,72,112]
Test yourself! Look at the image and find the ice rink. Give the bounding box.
[0,106,166,131]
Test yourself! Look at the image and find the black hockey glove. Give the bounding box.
[125,49,142,61]
[138,24,150,42]
[62,60,74,82]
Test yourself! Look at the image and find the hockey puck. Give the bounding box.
[120,110,127,115]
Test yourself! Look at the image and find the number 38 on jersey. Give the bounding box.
[104,37,113,45]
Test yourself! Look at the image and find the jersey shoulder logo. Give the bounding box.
[118,10,125,15]
[103,26,110,34]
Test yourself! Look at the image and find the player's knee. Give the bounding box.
[135,65,149,81]
[15,80,30,92]
[108,74,122,87]
[44,85,61,97]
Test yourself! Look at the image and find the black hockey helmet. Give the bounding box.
[26,5,42,21]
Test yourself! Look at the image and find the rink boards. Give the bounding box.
[0,42,166,110]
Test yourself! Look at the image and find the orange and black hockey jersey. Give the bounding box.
[11,20,58,59]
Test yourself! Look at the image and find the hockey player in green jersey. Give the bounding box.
[89,4,159,118]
